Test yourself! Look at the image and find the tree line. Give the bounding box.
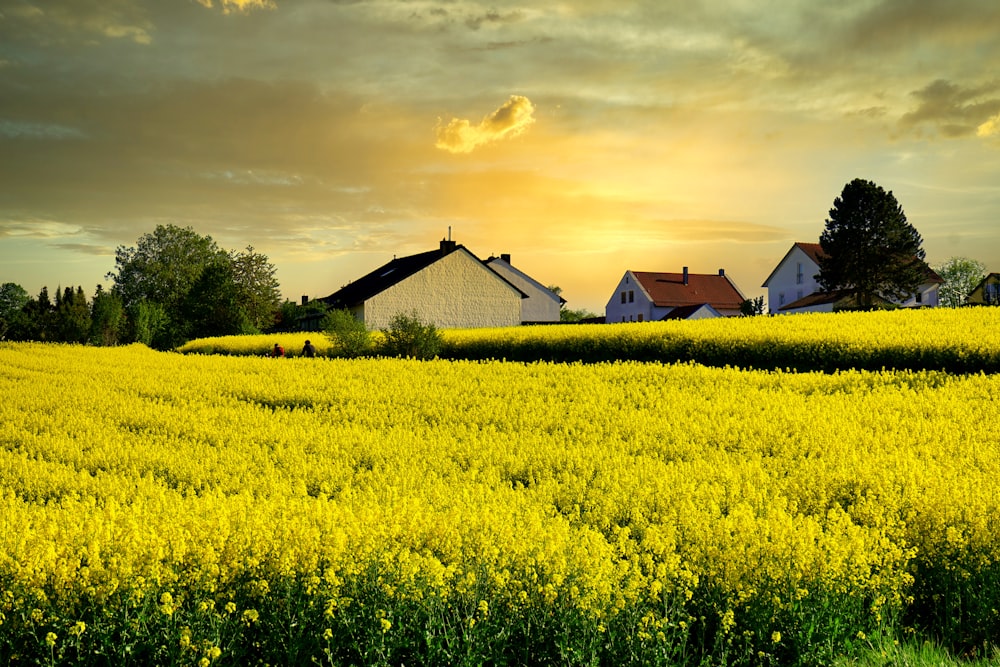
[1,225,296,349]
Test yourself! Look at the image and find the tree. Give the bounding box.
[20,286,55,341]
[230,245,282,332]
[108,225,227,348]
[54,286,91,343]
[181,261,252,339]
[935,257,986,308]
[0,282,29,340]
[817,178,927,309]
[740,296,765,317]
[90,285,126,346]
[548,285,599,323]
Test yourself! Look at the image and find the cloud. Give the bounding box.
[978,112,1000,138]
[900,79,1000,137]
[435,96,536,154]
[194,0,276,14]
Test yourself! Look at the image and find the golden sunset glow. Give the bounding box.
[1,1,999,311]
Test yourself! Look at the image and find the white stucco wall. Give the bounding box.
[899,282,940,308]
[765,246,822,314]
[364,249,522,329]
[605,272,656,323]
[486,259,561,323]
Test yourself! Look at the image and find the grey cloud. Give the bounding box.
[900,79,1000,137]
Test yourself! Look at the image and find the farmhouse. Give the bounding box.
[484,254,564,324]
[318,240,526,330]
[604,268,746,323]
[967,273,1000,306]
[762,242,943,314]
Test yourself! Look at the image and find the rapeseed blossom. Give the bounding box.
[2,333,1000,664]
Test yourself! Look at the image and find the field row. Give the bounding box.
[178,307,1000,373]
[2,343,1000,664]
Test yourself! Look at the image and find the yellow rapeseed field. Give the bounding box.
[3,328,1000,664]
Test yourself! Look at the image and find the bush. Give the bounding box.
[379,311,442,359]
[321,308,371,358]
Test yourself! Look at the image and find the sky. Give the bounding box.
[2,0,999,315]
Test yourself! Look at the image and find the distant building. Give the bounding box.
[319,240,526,330]
[604,268,746,323]
[967,272,1000,306]
[484,254,564,324]
[762,242,943,314]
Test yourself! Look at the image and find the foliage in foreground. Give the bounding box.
[3,343,1000,664]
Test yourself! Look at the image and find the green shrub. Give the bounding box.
[321,308,371,358]
[379,311,442,360]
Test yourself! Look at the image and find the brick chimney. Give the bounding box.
[500,253,511,263]
[301,295,309,305]
[440,238,457,255]
[682,266,689,285]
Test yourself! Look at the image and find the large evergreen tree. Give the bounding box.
[0,282,30,340]
[90,285,126,346]
[817,178,927,309]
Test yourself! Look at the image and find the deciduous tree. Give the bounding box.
[935,257,986,308]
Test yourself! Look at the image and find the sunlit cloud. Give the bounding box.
[435,95,536,154]
[0,219,85,239]
[978,112,1000,138]
[195,0,277,14]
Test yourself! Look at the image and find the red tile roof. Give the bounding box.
[795,242,826,265]
[632,271,745,311]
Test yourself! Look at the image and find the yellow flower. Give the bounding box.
[380,618,392,633]
[772,631,781,643]
[45,632,57,647]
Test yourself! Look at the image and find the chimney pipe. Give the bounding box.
[301,295,309,306]
[500,253,511,263]
[682,266,689,285]
[718,268,725,277]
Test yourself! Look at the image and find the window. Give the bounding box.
[915,291,922,304]
[621,291,626,304]
[638,313,643,322]
[628,290,634,303]
[987,283,1000,305]
[778,293,785,306]
[796,262,803,285]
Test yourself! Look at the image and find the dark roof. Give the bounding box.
[660,303,720,320]
[319,247,449,309]
[632,271,745,311]
[319,243,527,309]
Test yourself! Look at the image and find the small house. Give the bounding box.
[605,268,746,323]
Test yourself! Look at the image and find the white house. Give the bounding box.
[485,254,564,324]
[320,240,526,329]
[605,268,746,323]
[762,241,943,314]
